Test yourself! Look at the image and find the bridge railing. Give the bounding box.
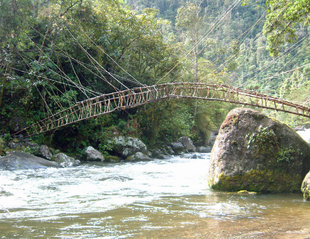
[15,82,310,136]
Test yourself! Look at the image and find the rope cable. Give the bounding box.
[156,0,242,84]
[28,26,103,96]
[77,25,146,87]
[65,26,129,90]
[26,35,101,97]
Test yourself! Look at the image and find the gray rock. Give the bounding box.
[8,141,23,150]
[122,148,132,157]
[301,171,310,200]
[190,153,205,159]
[52,153,80,167]
[197,146,211,153]
[208,108,310,193]
[23,140,39,149]
[126,152,152,161]
[208,131,218,146]
[170,142,185,154]
[109,136,148,158]
[0,151,59,170]
[146,151,152,157]
[178,136,196,152]
[7,139,40,155]
[152,149,167,159]
[164,146,175,155]
[191,154,199,159]
[40,145,52,160]
[84,146,104,161]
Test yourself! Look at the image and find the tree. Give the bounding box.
[176,2,204,83]
[263,0,310,56]
[0,0,34,107]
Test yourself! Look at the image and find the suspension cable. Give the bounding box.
[156,0,242,84]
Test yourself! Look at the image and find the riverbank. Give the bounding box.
[0,134,212,170]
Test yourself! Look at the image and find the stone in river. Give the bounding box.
[301,171,310,200]
[208,108,310,193]
[83,146,104,161]
[0,151,59,170]
[52,153,80,167]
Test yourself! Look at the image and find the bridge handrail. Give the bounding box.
[14,82,310,136]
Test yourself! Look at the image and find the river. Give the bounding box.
[1,152,310,238]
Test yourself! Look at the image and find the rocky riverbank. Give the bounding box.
[0,134,211,170]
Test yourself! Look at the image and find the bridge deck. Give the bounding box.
[16,83,310,136]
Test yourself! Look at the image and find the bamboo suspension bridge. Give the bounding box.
[16,82,310,137]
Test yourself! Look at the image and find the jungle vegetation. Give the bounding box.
[0,0,309,152]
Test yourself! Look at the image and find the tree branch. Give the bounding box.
[60,0,83,17]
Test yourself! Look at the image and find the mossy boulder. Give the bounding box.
[108,136,148,158]
[0,137,6,156]
[208,108,310,193]
[301,171,310,200]
[105,155,121,163]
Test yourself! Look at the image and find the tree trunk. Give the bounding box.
[0,75,7,108]
[11,0,16,14]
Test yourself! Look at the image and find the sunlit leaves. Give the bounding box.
[263,0,310,56]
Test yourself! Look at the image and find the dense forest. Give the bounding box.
[1,0,309,154]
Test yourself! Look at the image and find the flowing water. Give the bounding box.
[298,128,310,144]
[1,152,310,239]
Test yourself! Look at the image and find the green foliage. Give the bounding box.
[2,0,309,154]
[194,101,229,145]
[137,100,194,147]
[263,0,310,57]
[277,146,303,164]
[24,145,40,156]
[176,3,202,31]
[247,126,278,155]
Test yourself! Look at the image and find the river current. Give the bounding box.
[1,151,310,238]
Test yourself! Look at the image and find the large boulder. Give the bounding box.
[170,142,185,154]
[109,136,148,158]
[164,145,175,155]
[0,151,59,170]
[151,149,167,159]
[83,146,104,161]
[208,108,310,193]
[208,131,218,146]
[7,139,24,150]
[52,153,80,167]
[39,145,53,160]
[197,146,212,153]
[7,138,40,155]
[301,171,310,200]
[178,136,196,152]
